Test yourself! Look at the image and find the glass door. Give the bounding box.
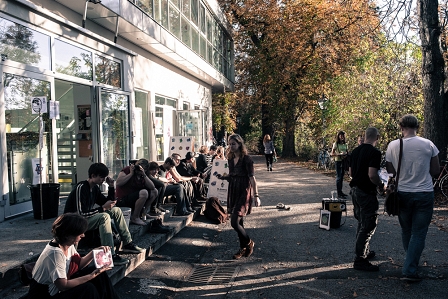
[1,70,53,219]
[177,110,204,150]
[96,88,131,179]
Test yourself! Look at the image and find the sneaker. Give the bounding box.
[353,257,379,272]
[401,274,422,282]
[233,248,246,259]
[121,241,145,254]
[366,251,376,260]
[338,194,347,199]
[149,208,164,216]
[112,254,129,266]
[187,207,195,213]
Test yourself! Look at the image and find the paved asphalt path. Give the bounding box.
[115,155,448,299]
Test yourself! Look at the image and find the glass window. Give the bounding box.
[199,35,206,58]
[181,17,191,47]
[182,0,190,19]
[154,0,161,23]
[134,90,150,159]
[206,13,212,40]
[191,28,199,53]
[200,5,206,34]
[207,42,213,64]
[155,95,165,105]
[154,106,164,161]
[95,55,121,88]
[55,39,93,80]
[191,0,199,26]
[166,98,177,108]
[0,18,51,69]
[183,102,189,110]
[169,4,181,39]
[136,0,153,16]
[100,91,129,178]
[161,0,169,28]
[171,0,180,9]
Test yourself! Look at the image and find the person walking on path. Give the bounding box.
[26,213,121,299]
[349,127,384,272]
[263,134,276,171]
[385,114,440,282]
[64,163,143,266]
[331,130,348,198]
[217,134,260,259]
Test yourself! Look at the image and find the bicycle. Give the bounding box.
[317,148,332,170]
[433,160,448,198]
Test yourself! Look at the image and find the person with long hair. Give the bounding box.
[331,131,348,198]
[263,134,276,171]
[217,134,260,259]
[27,213,120,299]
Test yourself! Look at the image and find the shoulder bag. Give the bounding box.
[384,138,402,216]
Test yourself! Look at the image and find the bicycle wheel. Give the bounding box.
[440,175,448,198]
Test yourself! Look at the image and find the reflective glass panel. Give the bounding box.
[169,4,181,39]
[191,29,199,53]
[181,17,191,47]
[4,73,51,205]
[100,92,129,179]
[54,39,92,80]
[95,55,121,88]
[134,90,150,159]
[136,0,153,16]
[0,18,50,69]
[191,0,198,25]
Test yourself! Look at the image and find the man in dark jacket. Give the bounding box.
[64,163,144,265]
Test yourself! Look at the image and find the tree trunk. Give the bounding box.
[282,117,296,157]
[419,0,448,159]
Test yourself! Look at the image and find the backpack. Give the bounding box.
[204,197,228,224]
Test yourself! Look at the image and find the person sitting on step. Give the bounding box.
[64,163,144,266]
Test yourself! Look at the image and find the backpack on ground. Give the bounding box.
[204,197,228,224]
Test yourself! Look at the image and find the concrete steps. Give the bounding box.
[0,203,204,299]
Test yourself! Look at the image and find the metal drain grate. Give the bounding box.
[187,265,239,285]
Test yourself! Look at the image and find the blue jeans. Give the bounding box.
[398,191,434,276]
[335,161,344,194]
[351,187,379,259]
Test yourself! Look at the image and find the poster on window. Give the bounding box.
[207,160,229,204]
[168,136,195,159]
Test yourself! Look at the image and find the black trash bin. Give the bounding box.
[29,183,60,220]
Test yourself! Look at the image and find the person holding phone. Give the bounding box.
[64,163,144,266]
[26,213,120,299]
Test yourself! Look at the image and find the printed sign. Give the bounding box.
[207,160,229,204]
[168,136,195,159]
[32,158,47,184]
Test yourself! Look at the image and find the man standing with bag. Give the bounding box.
[385,114,439,282]
[349,127,384,272]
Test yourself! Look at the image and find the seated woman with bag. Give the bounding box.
[26,213,121,299]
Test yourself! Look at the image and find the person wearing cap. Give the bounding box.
[331,130,349,199]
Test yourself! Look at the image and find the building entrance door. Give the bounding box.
[0,69,53,220]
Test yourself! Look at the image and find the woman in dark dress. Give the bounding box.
[218,134,260,259]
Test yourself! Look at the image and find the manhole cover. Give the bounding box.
[187,265,239,285]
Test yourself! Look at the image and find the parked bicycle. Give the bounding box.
[433,160,448,198]
[317,148,332,170]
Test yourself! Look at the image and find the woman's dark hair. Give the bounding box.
[52,213,88,245]
[135,158,150,173]
[88,163,109,178]
[164,157,176,167]
[148,161,159,171]
[335,130,346,144]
